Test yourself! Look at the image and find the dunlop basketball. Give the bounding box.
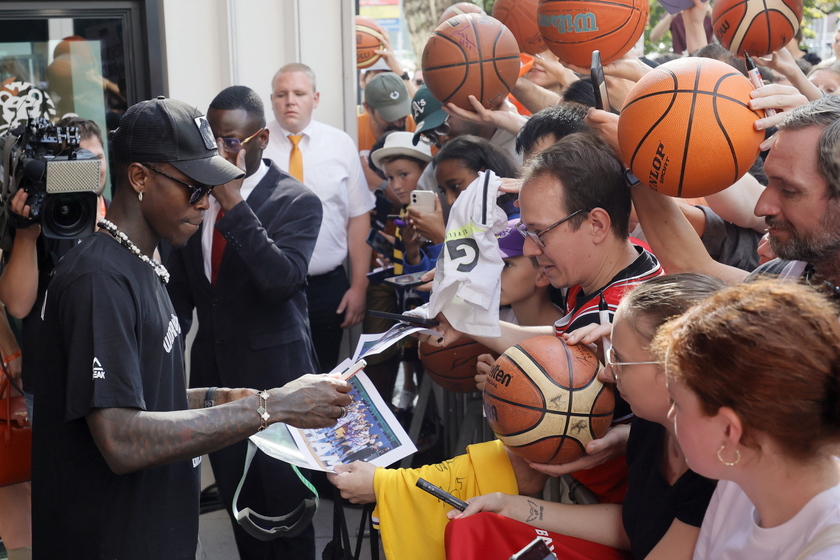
[484,336,614,464]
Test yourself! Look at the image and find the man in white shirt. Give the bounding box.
[264,63,374,372]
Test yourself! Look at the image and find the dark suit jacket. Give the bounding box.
[167,160,322,389]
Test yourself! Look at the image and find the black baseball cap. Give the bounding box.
[111,96,244,186]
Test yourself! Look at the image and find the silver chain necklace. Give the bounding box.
[97,219,170,283]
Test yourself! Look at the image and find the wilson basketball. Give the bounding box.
[713,0,803,57]
[419,337,498,393]
[618,57,764,198]
[484,336,614,464]
[492,0,546,55]
[356,16,386,69]
[438,2,485,25]
[422,13,521,110]
[536,0,649,66]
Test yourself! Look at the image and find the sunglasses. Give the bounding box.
[216,127,264,153]
[143,164,214,206]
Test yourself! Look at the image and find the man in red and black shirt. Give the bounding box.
[426,132,662,503]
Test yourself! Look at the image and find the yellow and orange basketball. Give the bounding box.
[422,13,521,110]
[713,0,803,57]
[484,336,614,464]
[356,15,387,69]
[618,57,764,198]
[536,0,649,66]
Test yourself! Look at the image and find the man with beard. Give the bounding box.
[359,72,415,190]
[29,97,352,559]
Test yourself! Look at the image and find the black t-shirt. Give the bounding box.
[31,232,200,559]
[622,417,717,559]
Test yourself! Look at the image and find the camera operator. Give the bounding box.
[0,116,107,419]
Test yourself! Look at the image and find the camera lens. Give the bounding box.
[42,192,97,239]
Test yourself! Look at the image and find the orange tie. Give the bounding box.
[288,135,304,182]
[211,209,225,286]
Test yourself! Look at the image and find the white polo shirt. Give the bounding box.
[264,119,374,276]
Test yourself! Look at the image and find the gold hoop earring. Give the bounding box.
[717,445,740,467]
[138,191,143,202]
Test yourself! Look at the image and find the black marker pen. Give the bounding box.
[416,478,468,511]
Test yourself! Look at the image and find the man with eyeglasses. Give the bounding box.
[166,87,324,559]
[29,96,352,559]
[423,132,662,503]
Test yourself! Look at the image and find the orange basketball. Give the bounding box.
[438,2,486,26]
[422,13,521,110]
[419,337,498,393]
[618,57,764,198]
[536,0,649,66]
[492,0,546,55]
[356,15,386,69]
[484,336,614,464]
[713,0,803,57]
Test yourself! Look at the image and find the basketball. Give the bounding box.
[356,15,386,69]
[617,57,764,198]
[492,0,546,55]
[422,13,521,110]
[484,336,614,464]
[536,0,649,66]
[712,0,803,57]
[438,2,486,26]
[419,337,498,393]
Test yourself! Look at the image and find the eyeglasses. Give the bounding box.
[515,209,586,248]
[418,118,451,146]
[605,345,662,381]
[143,164,214,206]
[216,128,264,153]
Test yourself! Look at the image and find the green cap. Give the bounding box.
[364,72,411,123]
[411,85,447,146]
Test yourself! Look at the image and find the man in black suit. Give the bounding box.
[167,86,323,559]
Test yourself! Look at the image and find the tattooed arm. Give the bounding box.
[446,493,629,550]
[87,374,352,474]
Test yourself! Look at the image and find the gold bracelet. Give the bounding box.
[257,390,270,431]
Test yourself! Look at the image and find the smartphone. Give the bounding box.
[383,270,429,288]
[366,265,395,285]
[590,50,611,113]
[415,478,468,511]
[366,229,394,258]
[366,310,439,327]
[410,190,436,213]
[509,537,557,560]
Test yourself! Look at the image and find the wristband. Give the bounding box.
[257,390,270,431]
[204,386,218,408]
[401,71,410,81]
[2,349,21,366]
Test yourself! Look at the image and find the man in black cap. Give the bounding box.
[29,96,352,559]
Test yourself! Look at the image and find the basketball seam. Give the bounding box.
[677,62,703,198]
[422,55,521,72]
[492,24,515,100]
[712,74,742,183]
[628,68,679,177]
[471,16,486,105]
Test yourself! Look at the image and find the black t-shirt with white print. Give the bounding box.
[31,232,200,559]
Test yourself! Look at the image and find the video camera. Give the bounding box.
[0,117,101,240]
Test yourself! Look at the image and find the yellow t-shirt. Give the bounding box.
[372,440,517,560]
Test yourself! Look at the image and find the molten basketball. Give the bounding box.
[356,16,386,69]
[618,57,764,198]
[536,0,649,66]
[422,13,521,110]
[484,336,614,464]
[713,0,803,57]
[492,0,546,55]
[419,337,498,393]
[438,2,486,26]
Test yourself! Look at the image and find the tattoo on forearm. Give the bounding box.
[526,500,543,523]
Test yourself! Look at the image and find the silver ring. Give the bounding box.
[338,406,347,419]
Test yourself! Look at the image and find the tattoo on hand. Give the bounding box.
[526,500,543,523]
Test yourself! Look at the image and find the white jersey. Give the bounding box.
[428,170,509,337]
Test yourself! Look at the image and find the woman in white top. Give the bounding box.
[654,281,840,560]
